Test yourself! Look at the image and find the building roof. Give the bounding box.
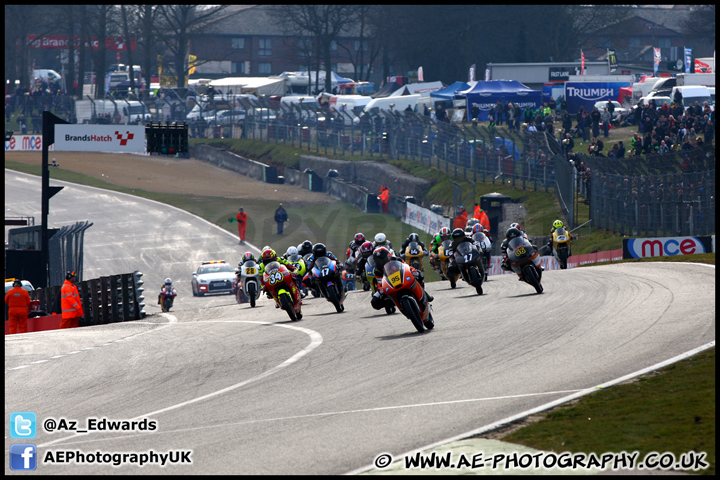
[203,5,280,37]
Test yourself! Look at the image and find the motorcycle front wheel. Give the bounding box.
[400,295,425,333]
[557,247,569,269]
[247,282,257,307]
[468,267,483,295]
[279,292,298,321]
[326,284,344,312]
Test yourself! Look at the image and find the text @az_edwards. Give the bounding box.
[43,417,157,434]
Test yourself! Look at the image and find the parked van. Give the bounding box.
[362,94,421,116]
[122,101,152,124]
[31,69,62,83]
[328,95,372,116]
[649,77,676,97]
[670,86,713,111]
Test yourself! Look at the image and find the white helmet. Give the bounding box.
[286,246,299,256]
[164,278,172,285]
[509,222,520,230]
[374,233,387,245]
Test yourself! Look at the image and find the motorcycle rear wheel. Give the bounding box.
[400,296,425,333]
[279,292,298,321]
[522,265,544,294]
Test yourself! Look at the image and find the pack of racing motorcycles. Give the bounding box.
[162,219,572,333]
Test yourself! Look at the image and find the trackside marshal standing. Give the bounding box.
[5,279,31,334]
[236,207,248,243]
[60,271,84,329]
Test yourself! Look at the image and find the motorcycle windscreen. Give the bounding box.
[313,256,335,277]
[383,260,405,288]
[243,260,259,276]
[407,241,421,256]
[507,236,531,259]
[554,227,568,242]
[454,241,474,258]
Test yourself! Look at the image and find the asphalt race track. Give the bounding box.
[4,170,716,475]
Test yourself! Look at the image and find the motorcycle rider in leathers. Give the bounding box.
[369,246,434,311]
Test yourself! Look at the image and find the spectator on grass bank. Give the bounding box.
[274,203,288,235]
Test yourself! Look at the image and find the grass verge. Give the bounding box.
[500,347,715,475]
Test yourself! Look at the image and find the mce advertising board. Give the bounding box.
[623,236,713,259]
[564,81,631,114]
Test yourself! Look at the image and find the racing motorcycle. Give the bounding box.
[310,256,346,313]
[451,242,485,295]
[262,261,303,321]
[285,251,308,297]
[506,236,544,294]
[471,231,493,281]
[437,239,460,288]
[239,259,262,307]
[159,285,176,312]
[303,253,321,298]
[551,226,572,270]
[402,241,426,271]
[379,259,434,333]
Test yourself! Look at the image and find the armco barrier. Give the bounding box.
[193,144,277,183]
[567,249,624,268]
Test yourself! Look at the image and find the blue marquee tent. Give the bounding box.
[460,80,542,122]
[430,81,471,100]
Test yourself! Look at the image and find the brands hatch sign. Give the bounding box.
[54,125,146,153]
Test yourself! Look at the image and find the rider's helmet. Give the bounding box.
[472,223,483,234]
[286,246,299,257]
[164,278,172,285]
[261,247,277,265]
[553,219,564,229]
[301,240,312,251]
[312,243,327,258]
[354,233,365,244]
[509,222,521,230]
[372,246,391,269]
[408,233,419,243]
[374,233,387,246]
[243,252,255,263]
[439,226,451,240]
[359,241,374,259]
[506,227,522,240]
[451,228,466,241]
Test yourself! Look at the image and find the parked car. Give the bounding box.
[593,100,629,122]
[638,96,672,110]
[207,109,246,127]
[247,108,277,122]
[191,261,236,296]
[186,105,218,122]
[4,278,34,294]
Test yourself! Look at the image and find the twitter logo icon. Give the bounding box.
[10,412,37,439]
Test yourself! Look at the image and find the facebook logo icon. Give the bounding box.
[10,411,37,438]
[10,444,37,470]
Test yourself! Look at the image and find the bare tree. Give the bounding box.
[157,5,228,88]
[271,5,355,93]
[5,5,56,90]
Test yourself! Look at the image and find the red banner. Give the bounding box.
[26,35,136,51]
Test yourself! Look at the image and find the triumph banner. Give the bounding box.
[404,203,450,235]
